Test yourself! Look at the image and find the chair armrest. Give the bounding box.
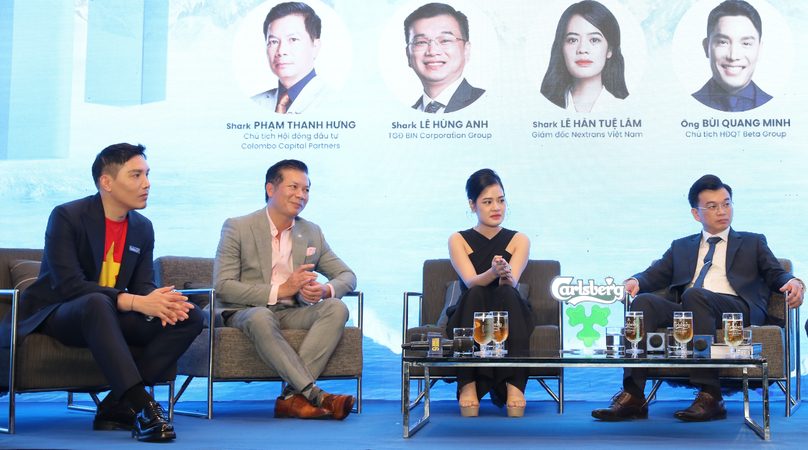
[177,288,215,325]
[402,292,422,344]
[343,291,363,335]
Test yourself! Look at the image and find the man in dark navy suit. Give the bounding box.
[0,143,203,442]
[592,174,803,422]
[692,0,772,112]
[405,3,485,113]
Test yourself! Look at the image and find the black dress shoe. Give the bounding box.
[93,398,137,431]
[591,390,648,421]
[132,401,176,442]
[673,391,727,422]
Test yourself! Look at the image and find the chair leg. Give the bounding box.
[172,376,211,419]
[0,390,15,434]
[66,392,98,413]
[646,380,664,404]
[354,376,362,414]
[168,381,175,422]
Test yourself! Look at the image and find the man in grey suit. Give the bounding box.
[214,159,356,420]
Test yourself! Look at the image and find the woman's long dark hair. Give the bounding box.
[540,0,628,108]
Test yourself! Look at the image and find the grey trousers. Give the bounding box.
[225,298,349,394]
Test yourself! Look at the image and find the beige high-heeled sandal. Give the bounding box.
[506,395,526,417]
[459,396,480,417]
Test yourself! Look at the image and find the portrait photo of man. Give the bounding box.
[250,2,336,114]
[691,0,771,112]
[404,3,485,113]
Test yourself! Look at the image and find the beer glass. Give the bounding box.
[490,311,509,357]
[624,311,644,355]
[722,312,744,358]
[473,312,493,357]
[673,311,693,356]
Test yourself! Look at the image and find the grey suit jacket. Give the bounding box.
[213,208,356,316]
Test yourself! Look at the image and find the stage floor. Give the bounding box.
[0,398,801,449]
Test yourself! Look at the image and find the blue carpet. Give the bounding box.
[0,399,801,449]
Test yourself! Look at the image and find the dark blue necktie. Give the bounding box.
[693,236,721,289]
[425,101,442,113]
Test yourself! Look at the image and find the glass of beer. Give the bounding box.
[473,312,493,357]
[722,312,744,358]
[673,311,693,356]
[624,311,644,356]
[490,311,509,357]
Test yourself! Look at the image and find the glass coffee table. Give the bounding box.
[401,350,770,439]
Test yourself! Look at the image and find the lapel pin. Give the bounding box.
[129,245,141,254]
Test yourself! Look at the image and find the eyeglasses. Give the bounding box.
[695,201,733,213]
[407,35,466,51]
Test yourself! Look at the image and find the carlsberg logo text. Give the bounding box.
[550,277,625,305]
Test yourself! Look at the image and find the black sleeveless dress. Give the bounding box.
[446,228,535,407]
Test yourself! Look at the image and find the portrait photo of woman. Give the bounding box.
[540,0,629,113]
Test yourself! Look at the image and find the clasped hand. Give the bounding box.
[281,264,325,303]
[136,286,193,326]
[492,255,514,284]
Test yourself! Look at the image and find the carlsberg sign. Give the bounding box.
[550,277,625,305]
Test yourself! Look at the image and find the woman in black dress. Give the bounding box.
[446,169,534,417]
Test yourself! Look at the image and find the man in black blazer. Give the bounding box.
[405,3,485,113]
[592,174,803,422]
[0,143,203,442]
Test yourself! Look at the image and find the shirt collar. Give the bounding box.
[278,69,317,103]
[266,206,295,237]
[702,227,731,244]
[421,76,464,110]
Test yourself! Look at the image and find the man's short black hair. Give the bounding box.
[688,174,733,208]
[707,0,762,39]
[265,159,309,202]
[91,143,146,188]
[404,3,470,44]
[263,2,321,41]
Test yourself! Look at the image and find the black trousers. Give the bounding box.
[446,284,535,406]
[40,293,204,399]
[624,287,750,394]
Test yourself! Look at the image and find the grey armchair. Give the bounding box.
[402,259,564,412]
[626,258,800,416]
[154,256,364,419]
[0,248,176,434]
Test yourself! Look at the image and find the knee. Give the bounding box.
[183,305,205,335]
[319,298,349,323]
[494,284,521,300]
[80,294,117,325]
[630,293,658,313]
[681,288,710,311]
[241,308,280,338]
[463,285,488,303]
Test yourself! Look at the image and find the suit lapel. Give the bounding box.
[251,209,275,284]
[412,96,424,110]
[117,212,141,289]
[686,232,701,276]
[291,220,306,270]
[83,194,107,279]
[726,228,741,271]
[445,79,472,113]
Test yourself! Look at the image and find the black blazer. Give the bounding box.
[633,228,793,326]
[412,78,485,113]
[0,194,157,346]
